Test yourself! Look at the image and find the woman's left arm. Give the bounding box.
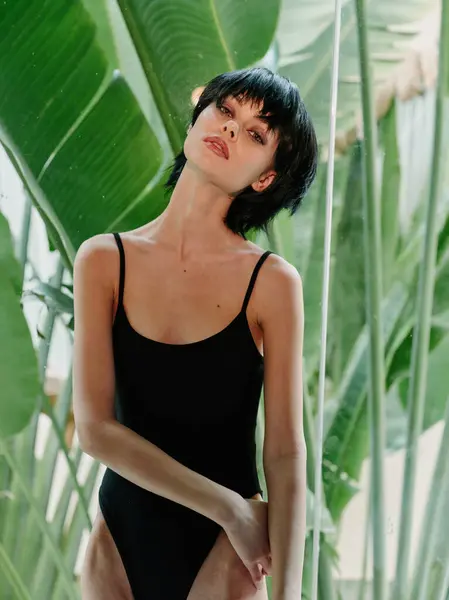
[258,258,307,600]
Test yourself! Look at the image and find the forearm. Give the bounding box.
[80,420,243,528]
[264,451,307,600]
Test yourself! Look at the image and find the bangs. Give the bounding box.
[194,68,300,140]
[164,67,318,238]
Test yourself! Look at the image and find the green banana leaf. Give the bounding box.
[0,0,280,262]
[276,0,439,142]
[331,142,366,375]
[0,212,40,438]
[0,0,281,431]
[379,104,401,292]
[0,1,285,596]
[323,231,449,521]
[323,281,409,521]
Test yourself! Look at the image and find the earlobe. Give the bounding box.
[252,171,276,192]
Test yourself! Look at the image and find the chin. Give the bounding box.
[185,139,251,194]
[186,145,223,179]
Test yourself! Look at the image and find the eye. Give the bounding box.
[217,101,265,144]
[217,102,231,116]
[250,131,264,145]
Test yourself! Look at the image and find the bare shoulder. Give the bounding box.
[72,233,123,444]
[246,240,299,276]
[248,245,303,326]
[73,233,120,287]
[248,243,302,299]
[261,251,300,282]
[74,232,118,267]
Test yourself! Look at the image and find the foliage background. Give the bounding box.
[1,0,448,599]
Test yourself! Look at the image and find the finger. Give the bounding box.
[247,564,264,589]
[260,558,272,576]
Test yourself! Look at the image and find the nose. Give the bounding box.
[221,119,239,140]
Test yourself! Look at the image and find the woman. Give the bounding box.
[73,66,317,599]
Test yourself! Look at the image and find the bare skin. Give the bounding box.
[102,223,267,352]
[186,493,269,600]
[79,227,271,599]
[81,496,268,600]
[76,93,302,597]
[80,507,133,600]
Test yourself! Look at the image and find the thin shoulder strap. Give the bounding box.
[241,250,273,313]
[112,232,125,308]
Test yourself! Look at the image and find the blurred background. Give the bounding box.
[0,1,448,599]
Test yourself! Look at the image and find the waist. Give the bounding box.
[117,415,258,472]
[99,452,263,520]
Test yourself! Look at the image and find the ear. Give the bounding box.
[251,170,276,193]
[191,86,205,106]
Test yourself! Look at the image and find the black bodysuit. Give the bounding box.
[98,232,273,598]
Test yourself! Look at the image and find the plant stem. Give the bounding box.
[411,398,449,600]
[392,0,449,597]
[354,0,388,598]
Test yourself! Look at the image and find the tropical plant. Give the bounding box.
[1,0,448,599]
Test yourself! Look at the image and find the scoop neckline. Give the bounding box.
[115,304,264,360]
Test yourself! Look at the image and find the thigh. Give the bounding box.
[187,494,269,600]
[80,508,134,600]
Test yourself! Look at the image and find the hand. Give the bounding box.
[223,497,272,589]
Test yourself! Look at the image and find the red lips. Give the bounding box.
[203,136,229,159]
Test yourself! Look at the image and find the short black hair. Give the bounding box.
[164,67,318,239]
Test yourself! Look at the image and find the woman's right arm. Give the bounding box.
[72,234,243,529]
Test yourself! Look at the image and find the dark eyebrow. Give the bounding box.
[227,95,270,128]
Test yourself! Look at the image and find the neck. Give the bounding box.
[149,162,242,261]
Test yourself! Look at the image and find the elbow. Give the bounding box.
[264,443,307,472]
[264,452,307,497]
[77,428,95,456]
[76,421,105,456]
